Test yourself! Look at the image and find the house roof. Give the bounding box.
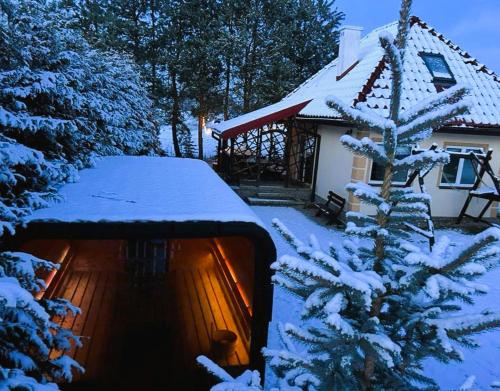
[212,16,500,135]
[24,156,265,228]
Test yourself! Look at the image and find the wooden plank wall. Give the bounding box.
[36,238,250,389]
[168,239,250,368]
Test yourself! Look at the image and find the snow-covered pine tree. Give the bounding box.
[0,251,83,386]
[197,356,267,391]
[0,1,159,388]
[177,121,196,158]
[262,0,500,389]
[0,0,160,170]
[0,140,83,389]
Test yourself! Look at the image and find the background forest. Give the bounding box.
[63,0,344,157]
[0,2,343,387]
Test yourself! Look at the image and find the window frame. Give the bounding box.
[420,53,456,90]
[439,145,485,189]
[368,144,413,186]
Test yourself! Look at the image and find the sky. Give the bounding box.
[334,0,500,74]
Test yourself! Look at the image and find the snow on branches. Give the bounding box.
[196,356,266,391]
[0,253,84,386]
[263,0,500,389]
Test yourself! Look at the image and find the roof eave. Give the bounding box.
[296,115,500,135]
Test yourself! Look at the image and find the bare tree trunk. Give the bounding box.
[243,5,259,113]
[150,0,157,97]
[198,96,205,160]
[169,67,182,157]
[245,21,259,112]
[362,158,395,390]
[223,57,231,120]
[362,2,412,386]
[197,115,204,160]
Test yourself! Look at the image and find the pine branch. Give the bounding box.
[196,356,233,382]
[346,182,385,207]
[398,99,471,140]
[346,211,377,226]
[326,95,396,134]
[440,228,500,273]
[393,150,449,172]
[379,31,404,125]
[395,0,413,50]
[399,85,469,125]
[340,135,388,164]
[429,312,500,337]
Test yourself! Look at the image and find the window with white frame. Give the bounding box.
[369,145,412,185]
[440,146,484,187]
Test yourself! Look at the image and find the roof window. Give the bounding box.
[421,53,456,91]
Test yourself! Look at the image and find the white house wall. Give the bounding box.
[315,125,500,218]
[315,125,353,201]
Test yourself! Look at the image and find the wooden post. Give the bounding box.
[457,149,493,223]
[284,120,292,188]
[310,132,321,202]
[229,138,235,183]
[256,127,262,186]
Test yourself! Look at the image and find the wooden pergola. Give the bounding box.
[212,100,321,196]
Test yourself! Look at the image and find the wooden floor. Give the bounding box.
[43,239,249,390]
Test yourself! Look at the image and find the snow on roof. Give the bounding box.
[24,156,264,227]
[213,17,500,134]
[212,99,311,138]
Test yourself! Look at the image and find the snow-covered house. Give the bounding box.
[6,156,275,389]
[211,17,500,218]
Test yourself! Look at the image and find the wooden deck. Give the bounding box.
[40,239,249,390]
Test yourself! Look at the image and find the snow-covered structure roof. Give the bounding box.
[213,17,500,137]
[24,156,264,228]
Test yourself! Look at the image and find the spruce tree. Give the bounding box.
[1,1,159,388]
[263,0,500,389]
[0,138,83,389]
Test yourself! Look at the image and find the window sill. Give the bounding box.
[368,181,408,188]
[438,185,474,190]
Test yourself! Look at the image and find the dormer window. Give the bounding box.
[421,53,456,91]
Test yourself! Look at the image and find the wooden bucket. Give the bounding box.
[210,323,237,357]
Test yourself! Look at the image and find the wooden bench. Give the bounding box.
[312,191,346,226]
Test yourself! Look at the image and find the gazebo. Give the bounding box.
[211,99,321,201]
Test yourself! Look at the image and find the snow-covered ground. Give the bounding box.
[159,116,218,158]
[252,206,500,390]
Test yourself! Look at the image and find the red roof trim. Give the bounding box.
[336,60,360,81]
[353,59,387,106]
[221,100,312,139]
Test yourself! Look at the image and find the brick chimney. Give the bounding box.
[337,25,363,78]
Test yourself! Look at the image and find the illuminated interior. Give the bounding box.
[20,237,255,389]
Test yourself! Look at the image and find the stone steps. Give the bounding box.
[257,192,296,199]
[246,197,304,206]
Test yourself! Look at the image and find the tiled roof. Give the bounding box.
[351,17,500,127]
[213,17,500,134]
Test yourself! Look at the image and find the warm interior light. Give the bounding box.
[36,244,71,299]
[214,241,253,316]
